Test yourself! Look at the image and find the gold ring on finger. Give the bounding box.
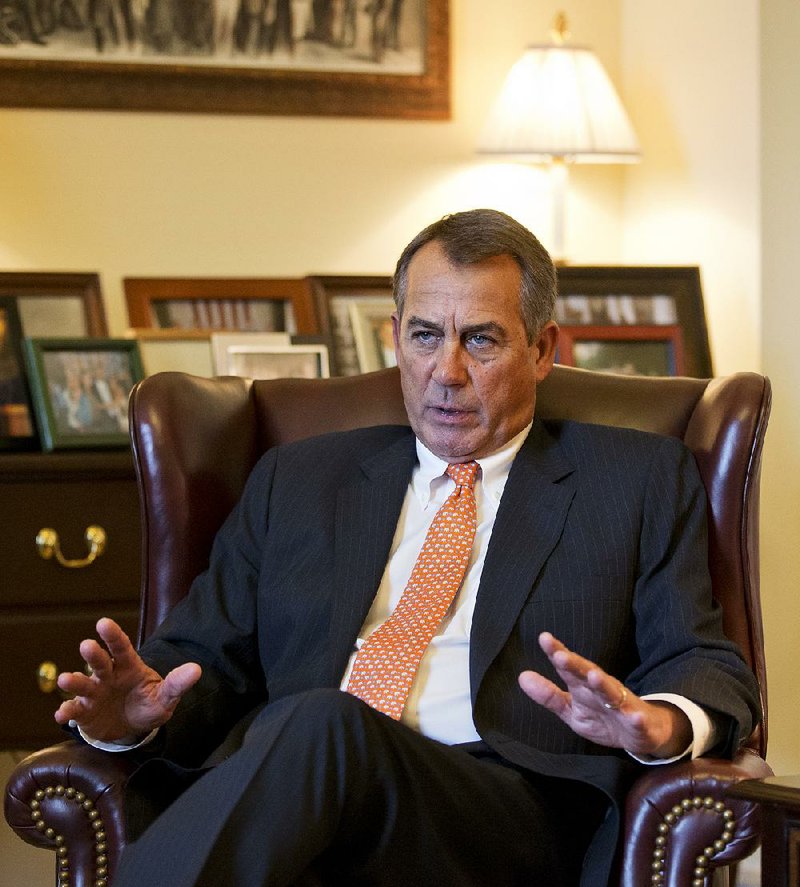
[603,686,628,711]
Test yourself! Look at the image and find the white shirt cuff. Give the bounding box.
[71,720,159,752]
[626,693,717,765]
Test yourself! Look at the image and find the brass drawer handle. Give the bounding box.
[36,661,59,694]
[36,661,91,696]
[36,525,107,569]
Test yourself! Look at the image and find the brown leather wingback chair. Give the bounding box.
[4,365,773,887]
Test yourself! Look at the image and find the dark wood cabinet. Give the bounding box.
[0,451,141,748]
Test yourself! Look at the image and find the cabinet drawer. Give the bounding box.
[0,608,140,749]
[1,473,141,608]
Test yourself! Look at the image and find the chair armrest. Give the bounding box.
[620,748,773,886]
[4,739,136,887]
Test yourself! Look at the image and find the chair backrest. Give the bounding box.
[129,365,771,755]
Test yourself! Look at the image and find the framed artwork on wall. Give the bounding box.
[306,275,393,375]
[124,277,319,336]
[0,272,107,338]
[23,338,145,451]
[0,296,38,450]
[557,325,686,377]
[555,266,712,377]
[0,0,450,118]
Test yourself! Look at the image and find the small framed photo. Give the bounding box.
[211,333,330,380]
[557,325,686,377]
[306,275,394,375]
[0,297,37,450]
[124,277,319,337]
[349,298,397,373]
[0,272,107,338]
[555,267,711,377]
[24,338,144,451]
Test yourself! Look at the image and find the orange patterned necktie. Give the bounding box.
[346,460,479,720]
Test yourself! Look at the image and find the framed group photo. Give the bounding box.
[555,266,711,378]
[0,0,450,118]
[307,275,394,375]
[23,338,145,451]
[124,277,319,337]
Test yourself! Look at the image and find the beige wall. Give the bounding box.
[1,0,797,778]
[0,0,625,335]
[760,0,800,778]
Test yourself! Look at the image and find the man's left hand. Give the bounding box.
[518,632,692,759]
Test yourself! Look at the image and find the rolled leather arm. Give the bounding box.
[4,740,136,887]
[620,749,773,886]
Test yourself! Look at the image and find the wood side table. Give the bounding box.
[728,775,800,886]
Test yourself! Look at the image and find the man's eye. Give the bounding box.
[412,330,436,343]
[468,334,492,347]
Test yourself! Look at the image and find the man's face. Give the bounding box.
[393,241,558,462]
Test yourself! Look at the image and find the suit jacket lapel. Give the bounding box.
[470,420,576,697]
[326,431,417,683]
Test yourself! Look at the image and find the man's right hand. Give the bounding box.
[54,617,202,744]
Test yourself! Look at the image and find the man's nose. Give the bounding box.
[432,342,468,386]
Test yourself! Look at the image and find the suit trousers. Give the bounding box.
[114,689,605,887]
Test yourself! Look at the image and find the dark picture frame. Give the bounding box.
[0,0,449,118]
[23,337,145,451]
[557,325,686,377]
[555,266,711,377]
[0,297,38,450]
[306,274,394,375]
[124,277,319,336]
[0,272,107,338]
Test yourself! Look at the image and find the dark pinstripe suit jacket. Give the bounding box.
[138,419,761,881]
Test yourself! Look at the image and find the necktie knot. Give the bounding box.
[446,461,479,490]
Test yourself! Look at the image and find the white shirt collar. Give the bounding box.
[411,423,533,509]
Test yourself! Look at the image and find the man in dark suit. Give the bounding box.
[55,209,760,886]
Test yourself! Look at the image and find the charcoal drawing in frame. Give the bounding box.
[557,325,686,378]
[0,272,107,338]
[0,296,38,450]
[124,277,319,337]
[306,274,393,375]
[555,266,711,378]
[0,0,449,118]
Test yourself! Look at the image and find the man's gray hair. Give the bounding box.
[392,208,557,343]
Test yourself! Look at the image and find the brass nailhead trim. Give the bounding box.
[30,785,109,887]
[649,795,736,885]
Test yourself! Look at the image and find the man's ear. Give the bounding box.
[391,312,401,351]
[533,321,559,382]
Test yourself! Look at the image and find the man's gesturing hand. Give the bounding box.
[518,632,691,759]
[54,617,202,744]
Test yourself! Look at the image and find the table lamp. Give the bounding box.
[478,12,640,262]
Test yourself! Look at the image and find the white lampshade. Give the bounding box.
[478,44,641,162]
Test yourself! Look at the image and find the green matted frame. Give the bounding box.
[24,337,144,451]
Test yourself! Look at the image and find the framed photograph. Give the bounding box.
[211,332,329,379]
[0,297,38,450]
[307,275,393,375]
[349,298,397,373]
[23,338,145,451]
[555,267,711,377]
[133,329,215,378]
[0,0,449,119]
[0,272,107,338]
[557,325,686,377]
[124,277,319,336]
